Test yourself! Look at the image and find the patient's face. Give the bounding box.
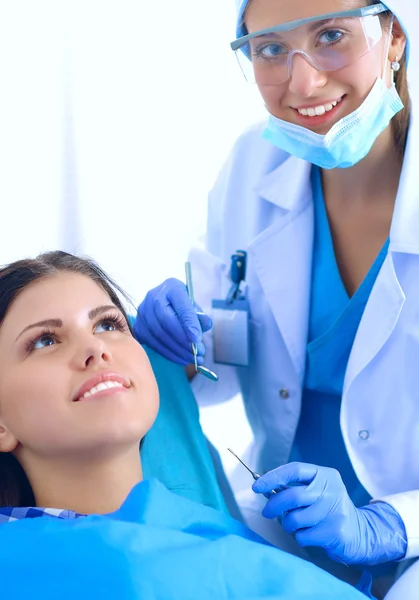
[0,272,159,460]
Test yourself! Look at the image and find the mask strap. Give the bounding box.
[383,15,395,82]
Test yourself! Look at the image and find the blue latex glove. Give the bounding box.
[253,462,408,566]
[134,278,213,365]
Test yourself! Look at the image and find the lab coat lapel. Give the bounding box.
[346,107,419,390]
[249,156,313,383]
[388,108,419,254]
[344,253,405,391]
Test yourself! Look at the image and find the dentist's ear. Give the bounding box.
[390,18,407,61]
[0,422,18,454]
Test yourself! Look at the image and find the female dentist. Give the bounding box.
[135,0,419,595]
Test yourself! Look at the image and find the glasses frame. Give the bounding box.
[230,2,388,52]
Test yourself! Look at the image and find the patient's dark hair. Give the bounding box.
[0,250,135,508]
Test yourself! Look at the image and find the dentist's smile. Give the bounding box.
[291,95,346,127]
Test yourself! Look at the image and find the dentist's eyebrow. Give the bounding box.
[257,17,344,40]
[308,17,351,33]
[16,305,121,342]
[308,19,332,32]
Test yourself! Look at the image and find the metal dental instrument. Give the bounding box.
[228,448,288,495]
[227,448,349,567]
[185,261,219,382]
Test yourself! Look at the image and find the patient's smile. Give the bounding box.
[73,370,131,402]
[78,380,127,401]
[0,266,158,478]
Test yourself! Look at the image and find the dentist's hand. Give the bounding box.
[134,278,213,365]
[253,462,407,566]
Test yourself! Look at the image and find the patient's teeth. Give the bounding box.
[315,106,326,116]
[307,108,316,117]
[78,380,124,400]
[95,383,109,392]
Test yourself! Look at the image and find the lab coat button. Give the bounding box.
[359,430,370,440]
[279,389,290,399]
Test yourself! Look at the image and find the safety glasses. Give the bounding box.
[231,3,388,85]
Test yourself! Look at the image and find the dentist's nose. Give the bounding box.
[287,53,327,97]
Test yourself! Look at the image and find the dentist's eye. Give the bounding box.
[25,330,58,353]
[319,29,344,45]
[94,314,128,334]
[253,42,286,60]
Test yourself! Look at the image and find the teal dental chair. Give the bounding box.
[141,346,242,520]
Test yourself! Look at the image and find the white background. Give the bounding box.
[0,0,266,472]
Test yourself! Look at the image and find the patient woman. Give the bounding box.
[0,251,366,600]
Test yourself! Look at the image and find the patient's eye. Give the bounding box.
[25,330,58,353]
[94,314,128,334]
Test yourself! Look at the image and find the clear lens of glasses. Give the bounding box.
[234,14,383,85]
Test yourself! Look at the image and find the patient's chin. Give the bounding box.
[78,380,158,445]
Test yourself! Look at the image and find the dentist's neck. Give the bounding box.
[19,445,143,514]
[321,124,403,206]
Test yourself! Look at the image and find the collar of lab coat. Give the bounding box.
[254,152,312,213]
[254,109,419,256]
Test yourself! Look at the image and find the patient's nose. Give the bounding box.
[72,334,113,370]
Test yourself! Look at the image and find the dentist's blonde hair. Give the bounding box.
[370,0,410,157]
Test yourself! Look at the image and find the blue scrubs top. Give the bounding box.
[290,166,389,507]
[290,167,397,586]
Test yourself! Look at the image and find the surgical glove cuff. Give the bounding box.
[357,502,408,566]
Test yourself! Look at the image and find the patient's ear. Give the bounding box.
[0,423,18,453]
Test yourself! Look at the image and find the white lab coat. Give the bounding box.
[190,102,419,563]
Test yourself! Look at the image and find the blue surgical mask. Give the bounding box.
[262,76,404,169]
[261,14,404,169]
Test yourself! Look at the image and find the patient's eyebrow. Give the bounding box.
[15,305,120,342]
[16,319,63,341]
[88,304,120,320]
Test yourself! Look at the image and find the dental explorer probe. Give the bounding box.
[227,448,289,495]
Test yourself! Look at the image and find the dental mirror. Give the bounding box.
[185,261,219,383]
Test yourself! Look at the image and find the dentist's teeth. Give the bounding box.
[297,98,341,117]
